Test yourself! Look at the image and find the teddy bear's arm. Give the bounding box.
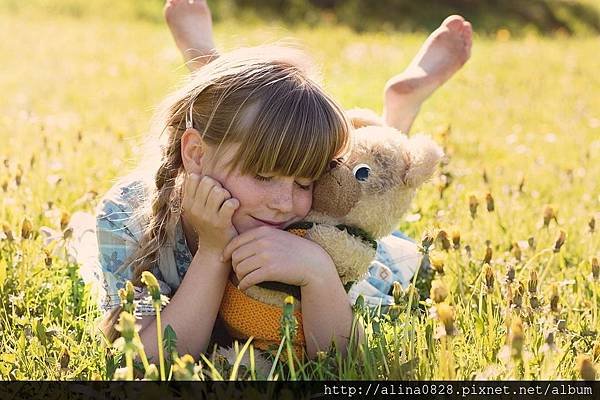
[306,224,376,287]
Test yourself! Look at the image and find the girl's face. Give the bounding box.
[200,144,314,234]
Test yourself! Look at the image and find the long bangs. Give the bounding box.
[228,79,349,180]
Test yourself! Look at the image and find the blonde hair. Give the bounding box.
[102,45,349,339]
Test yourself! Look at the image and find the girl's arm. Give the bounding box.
[136,248,229,362]
[300,254,365,359]
[136,174,239,361]
[223,227,365,359]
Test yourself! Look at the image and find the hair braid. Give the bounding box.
[102,129,184,342]
[131,131,184,286]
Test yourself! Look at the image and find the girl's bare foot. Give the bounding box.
[384,15,472,133]
[164,0,218,71]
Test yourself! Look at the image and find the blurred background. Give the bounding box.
[2,0,600,36]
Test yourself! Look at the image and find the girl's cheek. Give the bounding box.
[296,190,313,217]
[221,175,251,201]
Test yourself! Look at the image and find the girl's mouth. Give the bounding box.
[251,216,288,229]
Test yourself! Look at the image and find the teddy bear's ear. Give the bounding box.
[346,108,384,129]
[403,135,444,188]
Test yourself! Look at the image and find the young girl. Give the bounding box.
[96,1,473,362]
[97,45,357,361]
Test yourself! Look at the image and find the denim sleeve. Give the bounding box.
[95,179,170,316]
[347,230,423,307]
[95,195,141,313]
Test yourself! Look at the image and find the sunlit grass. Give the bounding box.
[1,6,599,380]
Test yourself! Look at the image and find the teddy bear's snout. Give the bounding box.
[312,166,361,218]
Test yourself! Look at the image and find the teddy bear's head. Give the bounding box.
[308,109,444,239]
[244,108,443,308]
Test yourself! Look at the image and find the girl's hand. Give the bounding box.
[182,174,239,254]
[221,226,336,291]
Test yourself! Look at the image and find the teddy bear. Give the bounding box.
[217,108,444,362]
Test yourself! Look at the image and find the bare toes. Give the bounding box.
[442,15,466,32]
[462,21,473,38]
[462,22,473,51]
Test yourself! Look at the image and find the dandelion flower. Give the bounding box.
[509,318,524,359]
[451,229,461,250]
[553,230,566,253]
[392,281,403,305]
[484,265,495,292]
[435,303,458,337]
[141,271,162,306]
[429,250,446,274]
[549,284,560,313]
[469,194,479,219]
[436,230,451,251]
[505,263,516,284]
[430,280,449,304]
[485,192,495,212]
[21,217,33,240]
[543,205,556,227]
[483,246,493,265]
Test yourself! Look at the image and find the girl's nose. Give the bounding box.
[267,183,294,213]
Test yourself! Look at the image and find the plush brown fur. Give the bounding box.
[246,107,444,306]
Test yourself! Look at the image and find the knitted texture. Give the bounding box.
[219,278,306,360]
[218,227,309,360]
[286,227,308,238]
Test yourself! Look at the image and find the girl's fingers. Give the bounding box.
[184,173,202,205]
[233,256,261,281]
[229,242,255,268]
[222,227,269,262]
[218,198,239,220]
[237,268,266,291]
[206,186,230,212]
[196,176,221,208]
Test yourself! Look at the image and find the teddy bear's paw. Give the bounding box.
[244,285,301,310]
[308,224,375,284]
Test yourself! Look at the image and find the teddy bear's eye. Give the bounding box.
[352,164,371,181]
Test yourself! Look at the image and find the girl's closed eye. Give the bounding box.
[254,174,312,191]
[295,181,312,191]
[254,174,272,182]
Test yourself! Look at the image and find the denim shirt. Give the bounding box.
[94,174,421,315]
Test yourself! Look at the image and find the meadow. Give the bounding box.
[1,2,599,381]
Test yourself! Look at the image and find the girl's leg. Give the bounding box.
[165,3,472,134]
[383,15,472,134]
[164,0,218,72]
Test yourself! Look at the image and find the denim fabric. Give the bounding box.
[347,230,424,307]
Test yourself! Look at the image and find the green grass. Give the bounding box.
[1,5,600,380]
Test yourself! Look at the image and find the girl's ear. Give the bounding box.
[181,128,205,174]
